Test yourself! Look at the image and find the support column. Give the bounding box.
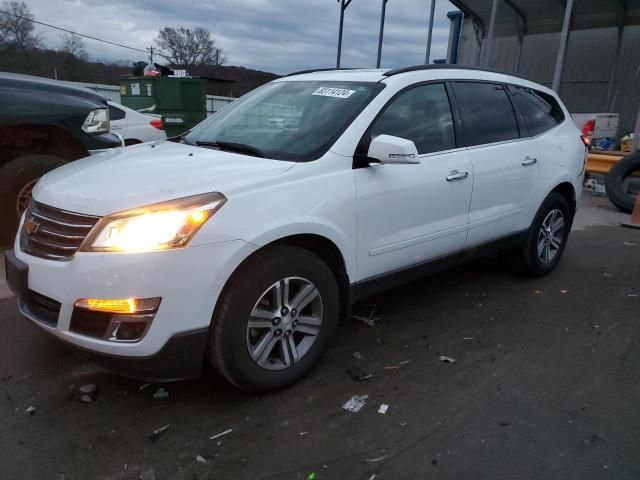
[606,26,623,111]
[336,0,353,68]
[376,0,389,68]
[552,0,574,92]
[424,0,436,64]
[483,0,499,67]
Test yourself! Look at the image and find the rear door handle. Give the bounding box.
[522,156,538,166]
[446,170,469,182]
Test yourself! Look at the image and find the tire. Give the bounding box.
[519,193,572,276]
[0,154,68,246]
[209,245,340,392]
[605,151,640,213]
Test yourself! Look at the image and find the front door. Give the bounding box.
[354,82,473,282]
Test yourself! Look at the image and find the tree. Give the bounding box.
[0,1,40,52]
[155,27,225,67]
[59,32,88,61]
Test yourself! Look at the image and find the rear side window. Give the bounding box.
[508,85,564,136]
[371,83,455,155]
[452,82,519,146]
[109,105,126,121]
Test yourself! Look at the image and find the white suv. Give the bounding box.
[5,66,586,391]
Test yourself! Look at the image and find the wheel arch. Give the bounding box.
[550,181,577,219]
[217,233,352,324]
[0,124,87,167]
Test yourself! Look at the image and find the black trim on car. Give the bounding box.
[381,64,527,78]
[352,79,458,169]
[350,230,527,303]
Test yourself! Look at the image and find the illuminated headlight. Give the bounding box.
[83,193,226,253]
[81,108,110,134]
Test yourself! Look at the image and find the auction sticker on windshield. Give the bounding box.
[312,87,355,99]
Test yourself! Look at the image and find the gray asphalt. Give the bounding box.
[1,195,639,480]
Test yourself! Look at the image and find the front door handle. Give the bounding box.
[446,170,469,182]
[522,156,538,166]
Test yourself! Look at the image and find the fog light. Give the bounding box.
[75,297,161,314]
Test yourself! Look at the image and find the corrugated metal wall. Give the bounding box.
[457,21,640,136]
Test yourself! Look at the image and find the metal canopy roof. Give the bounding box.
[450,0,640,37]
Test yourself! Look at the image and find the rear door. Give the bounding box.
[354,82,473,281]
[451,81,539,246]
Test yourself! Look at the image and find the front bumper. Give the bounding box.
[7,237,258,377]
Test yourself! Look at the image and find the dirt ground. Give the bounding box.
[1,194,639,480]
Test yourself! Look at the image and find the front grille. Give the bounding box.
[20,200,100,260]
[22,290,61,326]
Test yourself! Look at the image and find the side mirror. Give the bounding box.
[367,134,420,164]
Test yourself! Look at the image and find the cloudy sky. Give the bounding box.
[27,0,458,74]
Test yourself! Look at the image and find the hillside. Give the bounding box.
[0,48,279,97]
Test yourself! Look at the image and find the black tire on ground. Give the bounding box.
[0,154,68,246]
[519,192,572,277]
[208,245,340,392]
[605,151,640,213]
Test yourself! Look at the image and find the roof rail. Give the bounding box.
[284,67,360,77]
[382,64,518,78]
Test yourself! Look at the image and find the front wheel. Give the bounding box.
[208,245,340,392]
[519,193,572,276]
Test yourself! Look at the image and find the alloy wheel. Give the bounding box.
[537,208,565,264]
[246,276,323,370]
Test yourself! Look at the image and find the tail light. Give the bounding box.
[581,119,595,137]
[580,135,590,147]
[150,119,164,130]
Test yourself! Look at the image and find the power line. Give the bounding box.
[0,9,161,57]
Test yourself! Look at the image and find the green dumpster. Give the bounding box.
[119,76,206,137]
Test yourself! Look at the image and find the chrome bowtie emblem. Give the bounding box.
[24,217,40,235]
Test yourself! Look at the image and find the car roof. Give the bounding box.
[276,65,557,97]
[0,71,107,103]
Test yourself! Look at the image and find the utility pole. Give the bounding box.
[425,0,436,64]
[149,45,154,64]
[376,0,389,68]
[336,0,353,68]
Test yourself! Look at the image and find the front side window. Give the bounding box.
[452,82,520,146]
[370,83,455,155]
[185,80,384,161]
[508,85,564,136]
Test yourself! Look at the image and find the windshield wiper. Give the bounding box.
[195,141,265,158]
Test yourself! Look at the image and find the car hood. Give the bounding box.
[33,141,295,216]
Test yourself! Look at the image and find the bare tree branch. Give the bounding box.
[155,27,225,67]
[0,1,41,52]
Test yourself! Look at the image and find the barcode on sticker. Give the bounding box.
[312,87,355,99]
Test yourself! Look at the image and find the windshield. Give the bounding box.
[185,80,384,161]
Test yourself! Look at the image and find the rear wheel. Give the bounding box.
[519,193,572,276]
[209,245,340,392]
[0,154,68,246]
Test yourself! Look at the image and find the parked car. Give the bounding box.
[108,101,166,145]
[5,66,586,392]
[0,72,122,245]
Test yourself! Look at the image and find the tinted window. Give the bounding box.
[371,83,455,155]
[452,82,519,146]
[109,105,126,121]
[508,86,564,136]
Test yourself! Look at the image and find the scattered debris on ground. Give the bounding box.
[152,387,169,400]
[209,428,233,441]
[352,351,363,360]
[148,424,170,442]
[25,405,36,416]
[378,404,389,414]
[347,367,372,382]
[306,473,316,480]
[77,384,98,403]
[384,360,411,370]
[534,290,544,295]
[365,453,391,464]
[351,304,380,327]
[623,241,636,246]
[439,356,457,364]
[195,455,207,464]
[560,289,568,294]
[139,383,150,391]
[343,395,368,413]
[299,431,309,436]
